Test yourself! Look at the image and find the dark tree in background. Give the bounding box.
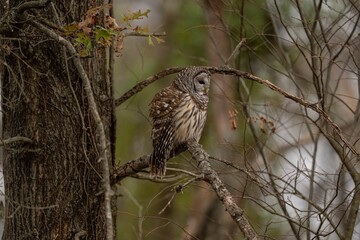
[0,1,114,239]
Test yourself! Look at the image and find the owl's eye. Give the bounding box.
[195,72,209,85]
[198,79,205,85]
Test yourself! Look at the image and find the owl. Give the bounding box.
[149,67,211,177]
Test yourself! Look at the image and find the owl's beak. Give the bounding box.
[205,87,210,95]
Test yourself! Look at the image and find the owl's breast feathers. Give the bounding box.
[149,86,207,144]
[172,94,207,143]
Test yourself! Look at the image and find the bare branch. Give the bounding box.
[114,67,186,106]
[187,140,258,240]
[0,0,51,35]
[0,136,32,146]
[131,172,186,183]
[74,230,87,240]
[224,38,246,66]
[159,175,203,215]
[123,31,166,37]
[111,158,199,184]
[15,0,51,15]
[111,155,149,185]
[344,182,360,239]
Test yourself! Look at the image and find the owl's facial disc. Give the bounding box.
[194,72,210,95]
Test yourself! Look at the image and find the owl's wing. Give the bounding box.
[149,86,183,121]
[149,86,184,158]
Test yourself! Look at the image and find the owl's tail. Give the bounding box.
[149,153,166,178]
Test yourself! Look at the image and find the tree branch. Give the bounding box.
[0,0,51,35]
[186,140,258,240]
[114,67,186,106]
[123,31,166,37]
[15,0,51,15]
[0,136,32,146]
[111,155,149,185]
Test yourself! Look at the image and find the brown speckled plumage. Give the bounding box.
[149,67,211,177]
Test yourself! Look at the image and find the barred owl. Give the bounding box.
[149,67,211,177]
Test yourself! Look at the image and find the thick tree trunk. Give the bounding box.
[0,1,113,239]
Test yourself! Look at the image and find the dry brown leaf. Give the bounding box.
[228,109,238,130]
[105,15,121,31]
[115,35,124,56]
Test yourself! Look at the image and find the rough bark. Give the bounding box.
[0,1,113,239]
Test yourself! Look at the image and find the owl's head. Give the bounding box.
[174,67,211,96]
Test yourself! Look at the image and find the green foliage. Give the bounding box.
[62,6,163,57]
[74,32,92,56]
[94,27,117,46]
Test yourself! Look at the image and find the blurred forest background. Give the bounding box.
[109,0,359,239]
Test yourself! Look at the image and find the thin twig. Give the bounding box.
[0,136,32,146]
[122,187,144,240]
[158,174,203,215]
[74,230,87,240]
[131,172,185,183]
[123,31,166,37]
[111,157,200,184]
[166,167,199,177]
[224,38,246,65]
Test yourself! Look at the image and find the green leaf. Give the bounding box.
[94,27,116,45]
[74,33,92,53]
